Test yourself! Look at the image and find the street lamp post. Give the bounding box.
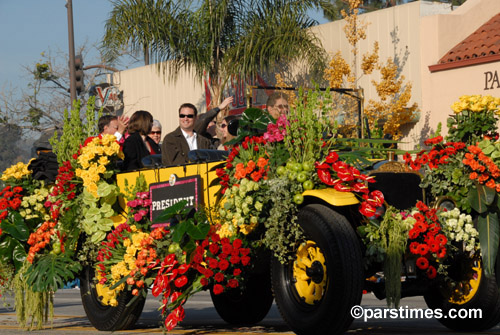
[66,0,76,105]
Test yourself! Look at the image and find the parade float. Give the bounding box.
[1,90,500,334]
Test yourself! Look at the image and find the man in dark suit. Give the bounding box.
[161,103,212,166]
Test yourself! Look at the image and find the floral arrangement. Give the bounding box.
[407,201,447,280]
[76,134,123,198]
[0,161,32,182]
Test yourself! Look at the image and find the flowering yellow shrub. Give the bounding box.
[451,95,500,114]
[20,186,50,221]
[75,134,123,197]
[1,161,32,181]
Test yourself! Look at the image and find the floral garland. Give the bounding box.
[407,201,447,279]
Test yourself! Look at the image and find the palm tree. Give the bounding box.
[102,0,327,106]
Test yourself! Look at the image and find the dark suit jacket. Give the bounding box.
[122,132,161,171]
[161,127,211,166]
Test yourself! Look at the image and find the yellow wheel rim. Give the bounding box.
[293,240,327,305]
[449,262,481,305]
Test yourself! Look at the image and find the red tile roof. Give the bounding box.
[429,12,500,72]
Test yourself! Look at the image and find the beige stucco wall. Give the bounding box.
[420,0,500,147]
[111,64,206,135]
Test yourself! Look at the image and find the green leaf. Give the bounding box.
[25,253,82,292]
[12,243,27,271]
[468,184,496,213]
[186,222,210,240]
[477,212,500,276]
[153,200,189,224]
[110,274,130,290]
[1,212,29,241]
[171,221,187,243]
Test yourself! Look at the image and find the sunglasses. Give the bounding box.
[150,131,161,135]
[179,114,195,118]
[219,124,227,128]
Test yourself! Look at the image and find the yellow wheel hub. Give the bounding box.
[449,262,481,305]
[293,240,327,305]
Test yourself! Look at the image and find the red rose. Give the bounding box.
[222,243,233,254]
[209,243,220,255]
[200,277,208,286]
[233,268,242,276]
[241,256,251,266]
[214,272,225,282]
[230,255,240,264]
[213,284,224,295]
[208,258,218,269]
[218,259,229,271]
[232,239,242,249]
[239,248,250,256]
[227,279,239,288]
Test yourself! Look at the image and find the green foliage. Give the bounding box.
[13,262,54,330]
[358,206,414,308]
[467,183,500,276]
[226,107,273,145]
[25,253,82,292]
[285,87,334,164]
[260,177,303,263]
[0,211,29,271]
[154,200,210,259]
[446,109,498,144]
[50,97,99,165]
[80,182,120,243]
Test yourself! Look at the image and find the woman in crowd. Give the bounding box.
[122,110,160,171]
[149,119,162,145]
[217,114,239,150]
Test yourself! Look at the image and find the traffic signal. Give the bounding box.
[75,55,84,95]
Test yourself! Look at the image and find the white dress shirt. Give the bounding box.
[181,129,198,151]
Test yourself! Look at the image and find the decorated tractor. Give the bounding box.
[1,92,500,334]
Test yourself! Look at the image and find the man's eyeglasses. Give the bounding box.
[275,104,289,110]
[179,114,195,118]
[150,131,161,135]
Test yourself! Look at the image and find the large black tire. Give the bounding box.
[210,252,274,325]
[80,266,146,331]
[424,257,500,331]
[271,204,364,335]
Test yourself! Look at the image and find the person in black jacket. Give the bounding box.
[122,110,160,171]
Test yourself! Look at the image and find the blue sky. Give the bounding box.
[0,1,328,92]
[0,0,115,91]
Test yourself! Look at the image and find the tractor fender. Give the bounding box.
[302,188,358,207]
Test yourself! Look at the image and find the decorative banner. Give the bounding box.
[149,175,201,227]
